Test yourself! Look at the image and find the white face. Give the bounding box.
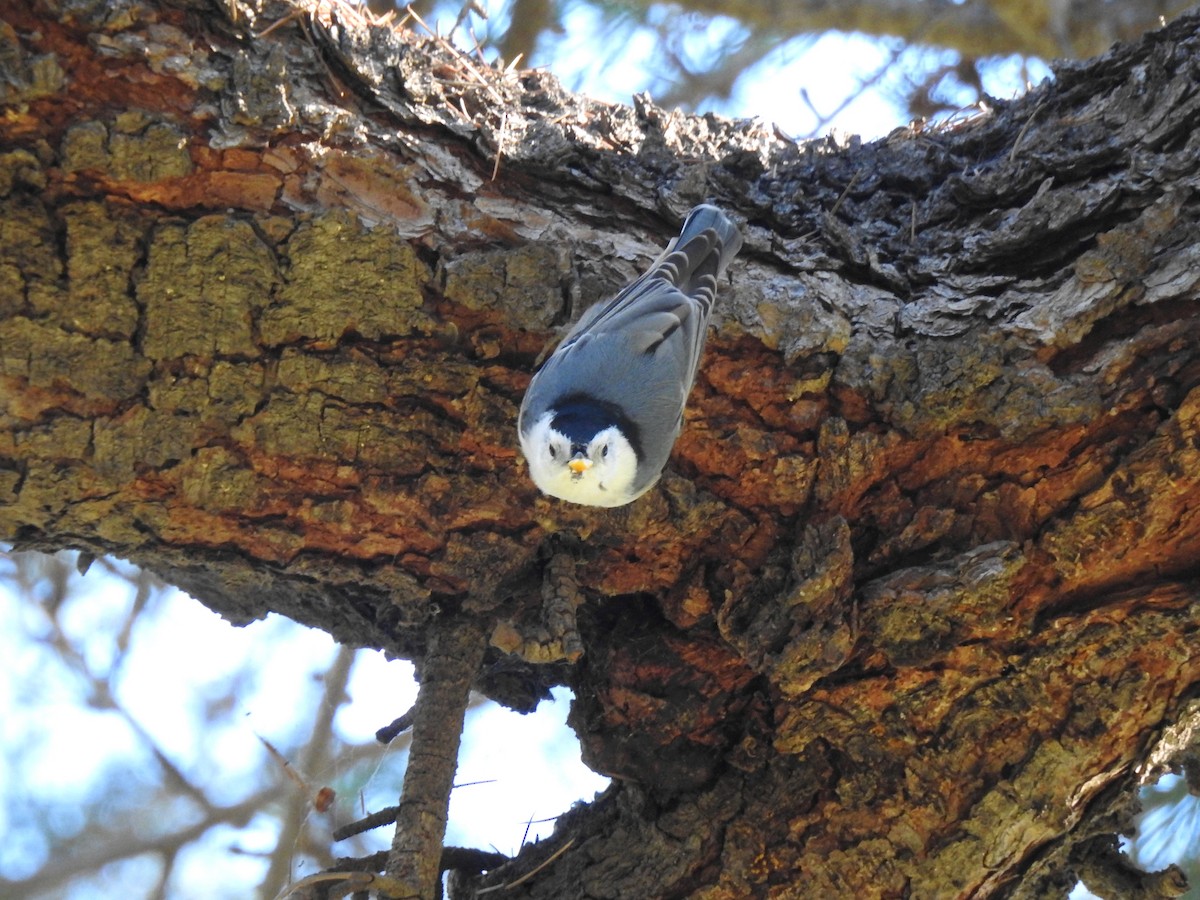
[520,412,640,507]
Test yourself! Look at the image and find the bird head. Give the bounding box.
[520,413,639,507]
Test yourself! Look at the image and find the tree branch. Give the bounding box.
[3,0,1200,896]
[385,618,487,897]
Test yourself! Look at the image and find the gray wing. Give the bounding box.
[553,205,742,400]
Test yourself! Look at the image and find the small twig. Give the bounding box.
[475,838,576,894]
[1009,97,1048,163]
[375,707,416,744]
[333,805,400,841]
[254,9,303,38]
[469,24,490,65]
[504,840,575,889]
[801,40,905,139]
[406,3,504,103]
[405,3,437,37]
[441,98,469,122]
[829,170,861,218]
[259,735,306,790]
[301,15,349,100]
[261,647,356,896]
[491,112,509,181]
[281,870,377,898]
[258,734,337,814]
[450,0,487,40]
[519,812,534,848]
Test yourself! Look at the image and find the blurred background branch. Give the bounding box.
[390,0,1191,135]
[0,549,601,898]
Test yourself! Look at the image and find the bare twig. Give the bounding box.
[260,645,357,896]
[829,170,861,218]
[254,9,303,39]
[1009,97,1048,163]
[802,41,906,139]
[449,0,487,41]
[406,3,504,103]
[492,112,509,181]
[376,707,417,744]
[333,804,400,841]
[475,838,576,894]
[384,617,488,896]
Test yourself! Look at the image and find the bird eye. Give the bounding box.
[548,445,558,459]
[601,444,609,458]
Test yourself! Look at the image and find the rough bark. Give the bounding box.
[2,0,1200,898]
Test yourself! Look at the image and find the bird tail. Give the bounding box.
[657,204,742,305]
[675,204,742,275]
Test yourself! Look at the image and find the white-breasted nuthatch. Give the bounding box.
[518,205,742,507]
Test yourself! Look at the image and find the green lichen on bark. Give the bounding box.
[863,540,1027,667]
[836,325,1103,439]
[62,116,193,180]
[63,201,143,338]
[442,240,573,330]
[0,190,62,317]
[140,215,276,359]
[0,149,46,197]
[718,516,855,697]
[180,445,274,514]
[230,391,458,475]
[224,43,297,128]
[0,19,65,103]
[93,405,202,477]
[0,317,151,400]
[61,121,110,173]
[1041,385,1200,591]
[262,212,433,345]
[146,359,268,421]
[110,112,194,180]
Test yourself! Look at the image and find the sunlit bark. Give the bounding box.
[2,0,1199,896]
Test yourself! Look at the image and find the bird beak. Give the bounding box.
[567,457,592,475]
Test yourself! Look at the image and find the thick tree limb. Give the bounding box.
[2,0,1200,897]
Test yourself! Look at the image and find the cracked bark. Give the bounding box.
[2,0,1200,897]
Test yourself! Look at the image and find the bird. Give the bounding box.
[518,204,742,507]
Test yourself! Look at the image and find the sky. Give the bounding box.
[0,557,610,896]
[461,0,1054,139]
